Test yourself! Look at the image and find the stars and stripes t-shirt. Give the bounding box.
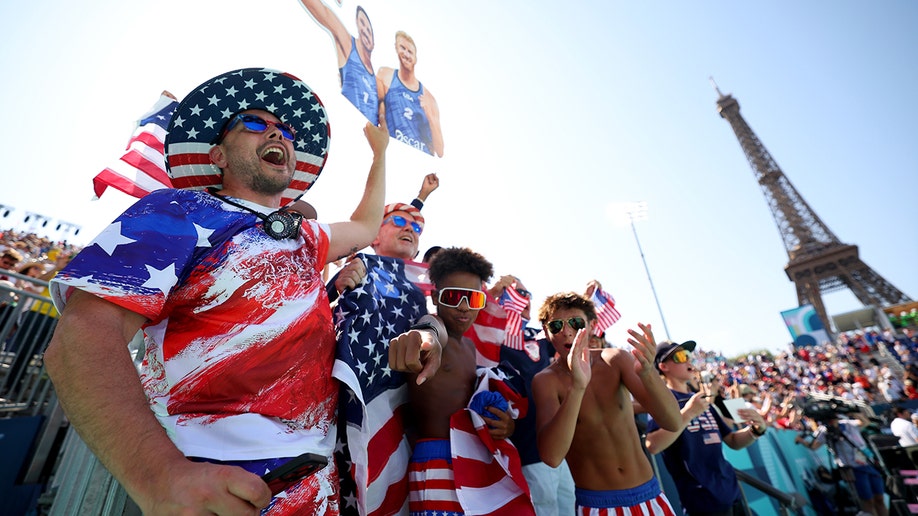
[332,254,429,516]
[93,94,177,199]
[50,188,337,461]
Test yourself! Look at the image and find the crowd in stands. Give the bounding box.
[688,326,918,435]
[891,310,918,330]
[1,228,81,355]
[0,229,82,282]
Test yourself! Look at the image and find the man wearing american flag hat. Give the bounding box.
[44,68,441,515]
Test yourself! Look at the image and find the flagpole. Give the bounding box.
[626,202,672,341]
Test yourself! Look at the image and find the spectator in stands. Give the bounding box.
[904,379,918,400]
[878,368,905,402]
[327,173,438,302]
[0,249,23,281]
[533,294,681,514]
[2,254,70,396]
[889,405,918,447]
[43,67,411,514]
[646,340,768,516]
[796,414,888,516]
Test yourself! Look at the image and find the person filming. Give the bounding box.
[795,413,887,516]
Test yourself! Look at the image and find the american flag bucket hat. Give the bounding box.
[164,68,331,205]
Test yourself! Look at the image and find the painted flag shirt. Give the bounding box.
[50,188,337,461]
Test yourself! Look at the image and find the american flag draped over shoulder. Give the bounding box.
[93,93,177,199]
[591,287,622,336]
[332,254,429,516]
[498,286,529,351]
[463,292,508,368]
[402,260,433,297]
[449,366,535,515]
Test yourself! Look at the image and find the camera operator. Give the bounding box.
[795,413,887,516]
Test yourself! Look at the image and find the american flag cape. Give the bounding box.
[93,93,177,199]
[332,254,429,516]
[402,260,433,297]
[449,366,535,515]
[591,288,622,337]
[464,292,508,368]
[498,286,529,351]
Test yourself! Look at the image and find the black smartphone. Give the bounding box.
[261,453,328,495]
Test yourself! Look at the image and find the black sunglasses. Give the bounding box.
[546,317,586,334]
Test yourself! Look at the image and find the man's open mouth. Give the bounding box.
[261,146,287,166]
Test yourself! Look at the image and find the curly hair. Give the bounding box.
[538,292,597,325]
[428,247,493,287]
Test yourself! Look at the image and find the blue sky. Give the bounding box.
[1,0,915,357]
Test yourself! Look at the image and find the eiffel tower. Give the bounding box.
[712,80,911,331]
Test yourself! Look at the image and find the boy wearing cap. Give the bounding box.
[389,246,535,514]
[532,292,681,514]
[646,341,768,516]
[44,68,440,515]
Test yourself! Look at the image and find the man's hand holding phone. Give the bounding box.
[261,453,328,496]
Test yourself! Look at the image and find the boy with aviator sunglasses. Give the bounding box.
[390,247,535,514]
[532,292,682,514]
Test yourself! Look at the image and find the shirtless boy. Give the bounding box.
[532,292,682,514]
[393,246,525,514]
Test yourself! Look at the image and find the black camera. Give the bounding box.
[801,396,859,423]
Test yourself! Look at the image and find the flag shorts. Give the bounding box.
[408,439,464,516]
[574,476,675,516]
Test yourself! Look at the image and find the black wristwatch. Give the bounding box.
[751,424,767,437]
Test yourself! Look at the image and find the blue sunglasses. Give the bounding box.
[384,215,422,234]
[222,114,296,142]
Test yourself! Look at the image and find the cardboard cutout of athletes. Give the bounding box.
[298,0,444,157]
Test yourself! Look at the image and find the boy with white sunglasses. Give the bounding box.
[389,246,536,514]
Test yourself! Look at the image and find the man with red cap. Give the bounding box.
[326,173,440,514]
[328,173,437,299]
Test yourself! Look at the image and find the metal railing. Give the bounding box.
[0,275,64,488]
[736,469,808,516]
